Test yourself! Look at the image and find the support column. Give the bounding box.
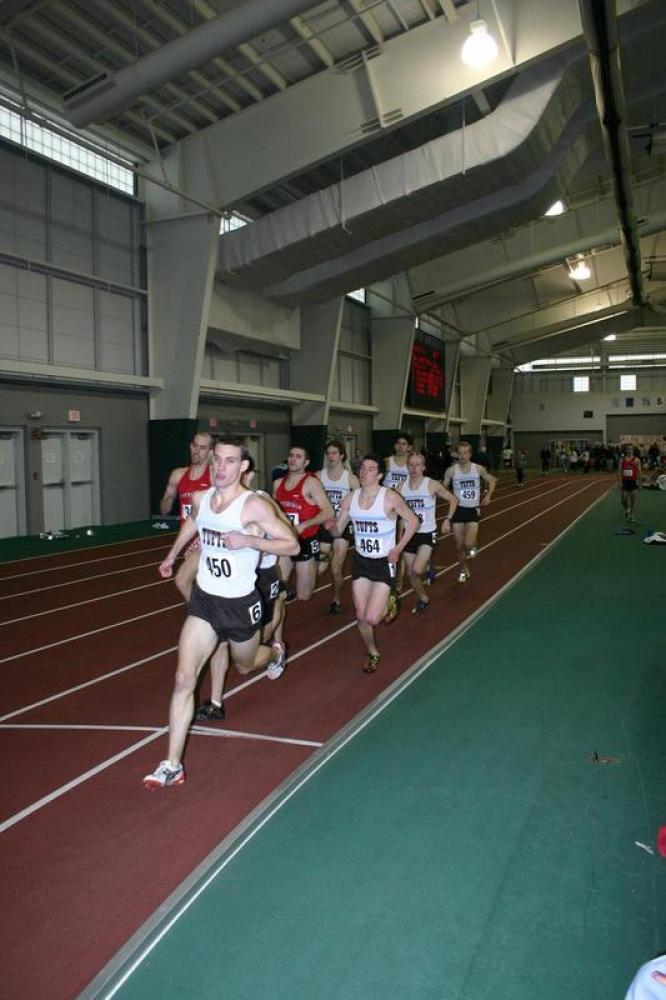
[370,314,414,454]
[291,298,344,470]
[147,210,220,509]
[459,355,492,450]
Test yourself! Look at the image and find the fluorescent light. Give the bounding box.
[603,334,617,341]
[568,260,592,281]
[544,200,565,217]
[461,20,499,69]
[609,353,666,362]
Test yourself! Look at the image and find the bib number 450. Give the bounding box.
[206,556,232,578]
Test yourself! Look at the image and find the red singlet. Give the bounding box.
[177,465,212,525]
[620,456,639,482]
[275,473,320,539]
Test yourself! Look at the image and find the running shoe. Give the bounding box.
[194,699,225,721]
[457,568,470,584]
[143,760,185,790]
[285,589,297,602]
[266,640,286,680]
[412,599,429,615]
[384,593,399,624]
[424,563,436,587]
[467,545,478,559]
[329,600,342,615]
[363,652,381,674]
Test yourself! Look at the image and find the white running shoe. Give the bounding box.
[467,545,478,559]
[143,760,185,790]
[266,640,286,680]
[457,568,470,583]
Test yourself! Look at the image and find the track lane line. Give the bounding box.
[0,559,164,601]
[0,580,171,626]
[0,539,173,582]
[0,531,176,569]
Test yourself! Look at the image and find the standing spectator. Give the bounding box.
[513,448,528,486]
[569,448,579,473]
[502,445,513,469]
[539,444,551,476]
[581,446,591,473]
[559,448,569,474]
[351,447,363,478]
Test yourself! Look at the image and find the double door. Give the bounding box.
[41,430,100,531]
[0,429,27,538]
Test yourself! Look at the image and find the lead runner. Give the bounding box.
[334,454,419,673]
[143,437,299,789]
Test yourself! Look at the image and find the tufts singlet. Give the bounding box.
[399,477,437,532]
[349,487,396,559]
[318,467,353,516]
[178,465,212,524]
[384,457,409,491]
[452,463,482,508]
[196,489,259,597]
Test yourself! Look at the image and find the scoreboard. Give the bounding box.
[406,334,445,410]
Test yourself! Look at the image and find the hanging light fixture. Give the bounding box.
[568,256,592,281]
[544,199,565,217]
[461,19,499,69]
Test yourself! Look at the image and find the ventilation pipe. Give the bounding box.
[578,0,646,306]
[64,0,318,127]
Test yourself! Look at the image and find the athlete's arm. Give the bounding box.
[330,492,352,538]
[442,464,454,490]
[300,476,336,533]
[272,476,285,500]
[479,467,497,505]
[159,467,184,516]
[158,490,203,577]
[349,472,360,490]
[386,491,420,562]
[432,480,457,531]
[223,495,299,556]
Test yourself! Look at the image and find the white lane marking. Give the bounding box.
[0,539,172,582]
[0,531,175,569]
[0,724,162,733]
[0,560,162,602]
[189,726,322,748]
[95,483,610,997]
[0,603,183,665]
[0,728,167,834]
[0,580,169,627]
[0,647,179,723]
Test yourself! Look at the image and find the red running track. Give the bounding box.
[0,473,613,1000]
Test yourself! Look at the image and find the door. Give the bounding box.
[242,434,265,491]
[0,429,26,538]
[41,430,100,531]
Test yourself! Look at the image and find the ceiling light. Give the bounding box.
[461,19,499,69]
[544,199,565,217]
[603,334,617,341]
[568,259,592,281]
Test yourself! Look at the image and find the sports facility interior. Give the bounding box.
[1,1,665,997]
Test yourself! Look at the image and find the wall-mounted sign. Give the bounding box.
[406,334,445,411]
[68,410,81,423]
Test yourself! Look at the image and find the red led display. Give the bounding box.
[406,337,445,410]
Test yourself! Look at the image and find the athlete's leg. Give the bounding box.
[294,556,317,601]
[167,616,219,764]
[407,545,433,608]
[174,549,199,602]
[229,631,263,675]
[329,538,349,606]
[453,522,468,579]
[317,540,332,577]
[352,577,377,655]
[279,554,294,588]
[465,522,479,563]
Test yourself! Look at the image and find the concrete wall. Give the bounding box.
[0,381,150,531]
[197,397,291,492]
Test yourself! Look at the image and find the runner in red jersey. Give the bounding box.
[273,445,335,601]
[160,431,213,599]
[619,443,641,523]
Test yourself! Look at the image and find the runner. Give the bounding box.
[143,438,299,789]
[399,452,457,613]
[443,440,496,583]
[620,443,641,522]
[384,432,413,491]
[194,458,295,722]
[274,446,335,601]
[159,431,213,600]
[333,454,419,673]
[317,439,359,613]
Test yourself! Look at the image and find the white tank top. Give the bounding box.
[399,477,437,533]
[452,463,481,508]
[384,457,409,491]
[318,467,352,516]
[196,488,259,597]
[255,490,277,570]
[349,486,396,559]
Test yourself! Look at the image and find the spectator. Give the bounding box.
[569,448,579,473]
[502,445,513,469]
[581,447,591,473]
[559,448,569,474]
[539,444,551,476]
[513,447,528,486]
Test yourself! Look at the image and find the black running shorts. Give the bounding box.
[294,534,320,562]
[403,530,437,554]
[188,582,262,642]
[256,565,284,624]
[351,552,395,585]
[451,506,480,524]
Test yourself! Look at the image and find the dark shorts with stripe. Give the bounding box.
[351,552,395,586]
[256,565,284,624]
[403,530,437,554]
[293,533,320,562]
[451,506,480,524]
[188,582,262,643]
[621,480,637,492]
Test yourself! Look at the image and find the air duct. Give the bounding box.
[65,0,318,127]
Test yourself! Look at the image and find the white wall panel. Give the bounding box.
[52,278,94,368]
[0,263,48,362]
[98,290,135,374]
